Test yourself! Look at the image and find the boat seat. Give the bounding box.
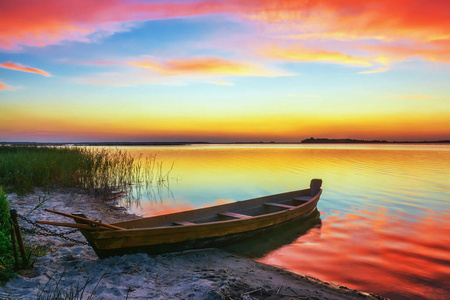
[218,212,251,219]
[172,221,196,226]
[264,202,295,209]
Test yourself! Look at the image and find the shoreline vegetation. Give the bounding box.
[0,145,170,283]
[0,145,169,196]
[0,145,387,299]
[0,138,449,147]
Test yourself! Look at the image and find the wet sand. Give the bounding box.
[1,190,387,299]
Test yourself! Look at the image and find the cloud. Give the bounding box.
[246,0,450,43]
[0,0,245,50]
[363,41,450,64]
[262,45,373,67]
[1,1,448,47]
[261,44,409,73]
[0,62,51,77]
[358,67,390,74]
[70,54,290,86]
[212,81,234,86]
[0,81,12,90]
[248,0,450,66]
[3,0,448,76]
[129,56,287,77]
[0,0,135,50]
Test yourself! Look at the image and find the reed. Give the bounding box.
[0,145,170,198]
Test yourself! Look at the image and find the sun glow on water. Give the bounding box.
[118,144,449,299]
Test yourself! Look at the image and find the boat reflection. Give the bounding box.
[222,209,322,258]
[258,209,450,300]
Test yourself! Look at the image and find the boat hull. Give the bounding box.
[76,180,322,258]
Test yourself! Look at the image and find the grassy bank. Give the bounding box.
[0,186,15,281]
[0,146,170,282]
[0,145,166,197]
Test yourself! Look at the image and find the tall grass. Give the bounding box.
[0,146,169,198]
[0,186,14,281]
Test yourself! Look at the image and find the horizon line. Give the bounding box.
[1,139,449,145]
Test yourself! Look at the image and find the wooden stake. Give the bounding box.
[10,209,28,266]
[9,226,18,267]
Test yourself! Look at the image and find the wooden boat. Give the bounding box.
[65,179,322,258]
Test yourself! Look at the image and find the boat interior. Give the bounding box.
[114,189,317,230]
[191,195,313,224]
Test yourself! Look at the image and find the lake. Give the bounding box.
[118,144,449,300]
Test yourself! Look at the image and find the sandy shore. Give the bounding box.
[1,190,387,299]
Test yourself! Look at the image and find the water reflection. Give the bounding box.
[259,209,450,300]
[119,179,175,213]
[223,209,322,258]
[115,144,450,299]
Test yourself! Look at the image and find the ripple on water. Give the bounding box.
[115,144,450,299]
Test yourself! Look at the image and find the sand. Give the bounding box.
[0,190,387,299]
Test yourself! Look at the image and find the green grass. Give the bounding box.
[0,145,166,197]
[0,186,15,281]
[1,186,34,282]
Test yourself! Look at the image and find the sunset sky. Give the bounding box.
[1,0,449,142]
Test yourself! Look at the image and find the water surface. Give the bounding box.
[119,144,449,299]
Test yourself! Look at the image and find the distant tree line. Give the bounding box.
[301,137,449,144]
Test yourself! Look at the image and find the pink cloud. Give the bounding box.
[0,81,11,90]
[0,62,51,77]
[3,0,448,72]
[0,0,234,50]
[363,41,450,64]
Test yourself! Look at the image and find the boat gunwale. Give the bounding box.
[113,187,315,226]
[89,189,321,239]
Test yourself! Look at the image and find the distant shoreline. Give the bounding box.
[299,138,450,144]
[1,139,449,146]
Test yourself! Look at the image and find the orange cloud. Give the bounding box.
[248,0,450,42]
[262,45,373,67]
[2,0,449,70]
[249,0,450,66]
[130,56,284,77]
[0,62,51,77]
